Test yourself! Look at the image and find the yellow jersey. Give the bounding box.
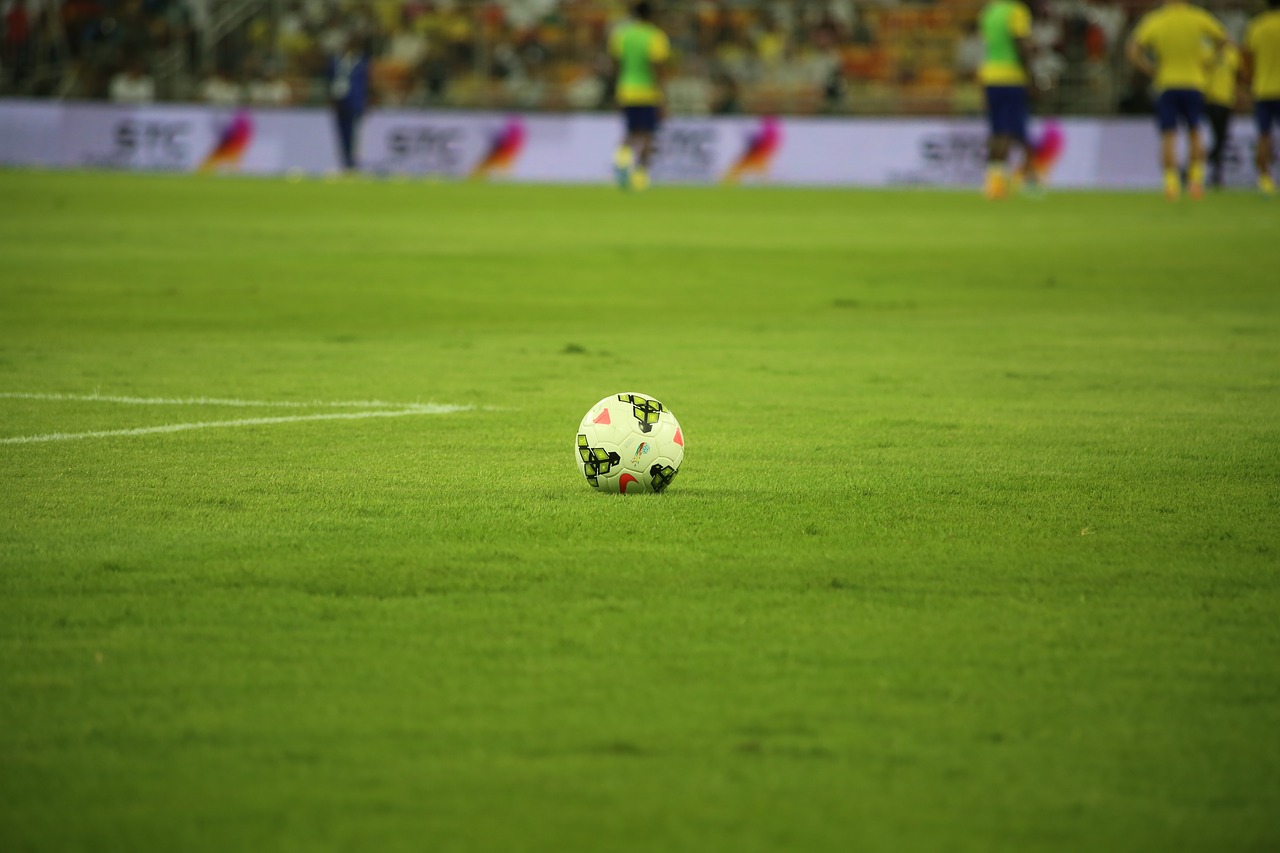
[1132,2,1227,91]
[1246,10,1280,99]
[1205,43,1240,106]
[609,21,671,106]
[978,0,1033,85]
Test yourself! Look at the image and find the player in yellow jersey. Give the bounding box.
[1245,0,1280,193]
[1204,42,1241,188]
[609,1,670,192]
[978,0,1034,199]
[1126,0,1227,200]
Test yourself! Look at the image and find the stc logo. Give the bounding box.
[384,126,466,173]
[920,132,989,173]
[90,119,192,167]
[911,122,1065,184]
[653,126,717,179]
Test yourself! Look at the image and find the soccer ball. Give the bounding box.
[575,393,684,494]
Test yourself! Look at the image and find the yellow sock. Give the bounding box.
[984,165,1007,199]
[1188,163,1204,185]
[613,147,635,190]
[630,168,650,192]
[1261,174,1276,194]
[1163,169,1180,199]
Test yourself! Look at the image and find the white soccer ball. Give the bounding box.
[575,392,684,494]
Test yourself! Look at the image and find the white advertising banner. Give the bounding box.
[0,100,61,167]
[1093,119,1262,188]
[0,99,1265,189]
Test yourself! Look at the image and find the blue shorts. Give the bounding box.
[622,105,660,135]
[1256,99,1280,135]
[985,86,1029,140]
[1155,89,1204,132]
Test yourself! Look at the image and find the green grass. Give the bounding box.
[1,170,1278,852]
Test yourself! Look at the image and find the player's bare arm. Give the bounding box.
[1126,38,1157,78]
[1016,34,1043,91]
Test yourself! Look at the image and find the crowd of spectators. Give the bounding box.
[0,0,1263,116]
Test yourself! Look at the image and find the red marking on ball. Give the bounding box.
[673,428,684,447]
[619,473,638,493]
[593,408,611,425]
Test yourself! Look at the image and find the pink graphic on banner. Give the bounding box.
[470,117,526,179]
[723,116,782,183]
[200,110,253,172]
[1030,121,1065,181]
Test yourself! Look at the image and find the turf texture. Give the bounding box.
[1,170,1278,852]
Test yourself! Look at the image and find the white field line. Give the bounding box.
[0,404,472,445]
[0,392,420,409]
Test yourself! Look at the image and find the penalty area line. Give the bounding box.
[0,405,473,446]
[0,392,430,409]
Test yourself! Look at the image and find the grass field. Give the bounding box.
[2,170,1278,852]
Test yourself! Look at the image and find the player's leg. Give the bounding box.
[1012,136,1037,189]
[1154,91,1180,199]
[1186,127,1206,198]
[1157,131,1180,198]
[635,132,655,169]
[983,87,1013,199]
[631,131,654,191]
[335,103,356,172]
[985,134,1011,198]
[1183,91,1207,199]
[1011,88,1038,192]
[1256,101,1277,194]
[628,107,659,191]
[614,109,637,189]
[1259,132,1276,193]
[1206,103,1229,188]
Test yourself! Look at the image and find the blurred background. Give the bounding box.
[0,0,1261,119]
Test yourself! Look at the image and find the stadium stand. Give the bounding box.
[0,0,1252,117]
